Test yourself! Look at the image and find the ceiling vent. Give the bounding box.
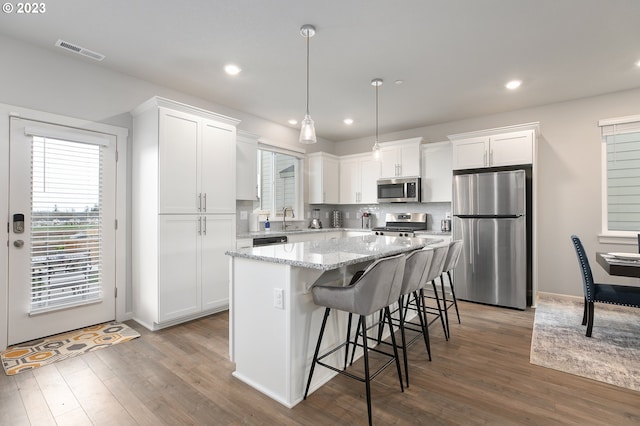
[55,39,105,61]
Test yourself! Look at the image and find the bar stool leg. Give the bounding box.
[385,306,405,393]
[344,313,353,369]
[413,290,432,361]
[360,315,373,426]
[439,275,451,340]
[429,280,449,341]
[447,270,461,324]
[396,295,409,388]
[304,307,330,400]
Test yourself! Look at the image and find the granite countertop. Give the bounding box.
[414,230,452,236]
[226,235,444,271]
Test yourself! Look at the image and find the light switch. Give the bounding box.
[273,288,284,309]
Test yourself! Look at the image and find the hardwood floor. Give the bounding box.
[2,301,639,425]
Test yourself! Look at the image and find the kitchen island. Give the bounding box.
[226,234,443,408]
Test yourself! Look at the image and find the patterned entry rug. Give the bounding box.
[530,294,640,391]
[1,322,140,376]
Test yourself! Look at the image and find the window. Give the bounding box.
[256,147,303,219]
[600,115,640,234]
[30,135,105,313]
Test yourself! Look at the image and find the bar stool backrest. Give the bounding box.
[401,249,434,295]
[312,253,406,316]
[442,240,463,273]
[423,245,448,284]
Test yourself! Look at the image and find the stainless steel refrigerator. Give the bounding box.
[452,169,528,310]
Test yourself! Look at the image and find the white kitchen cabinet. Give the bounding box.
[308,152,340,204]
[339,154,380,204]
[236,238,253,249]
[379,137,423,178]
[158,107,236,213]
[236,131,259,201]
[132,97,240,331]
[450,126,535,170]
[157,214,235,323]
[421,141,453,202]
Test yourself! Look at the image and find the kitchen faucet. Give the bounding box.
[283,207,295,230]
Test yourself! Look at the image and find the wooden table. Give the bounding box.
[596,252,640,278]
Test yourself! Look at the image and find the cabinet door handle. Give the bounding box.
[198,216,202,235]
[203,193,207,212]
[203,216,207,235]
[198,193,202,212]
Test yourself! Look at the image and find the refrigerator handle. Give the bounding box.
[469,222,474,267]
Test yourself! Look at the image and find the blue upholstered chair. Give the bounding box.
[570,235,640,337]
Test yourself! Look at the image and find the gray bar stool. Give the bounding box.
[419,245,450,339]
[366,248,434,387]
[304,253,406,426]
[394,248,434,387]
[439,240,464,329]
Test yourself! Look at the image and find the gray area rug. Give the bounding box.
[530,294,640,392]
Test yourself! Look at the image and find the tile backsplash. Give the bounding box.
[236,200,451,234]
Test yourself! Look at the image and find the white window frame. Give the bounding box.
[598,114,640,245]
[256,141,305,223]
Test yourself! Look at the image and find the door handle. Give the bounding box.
[13,240,24,248]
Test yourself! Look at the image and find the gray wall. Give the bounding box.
[0,34,335,317]
[1,33,639,304]
[337,89,640,297]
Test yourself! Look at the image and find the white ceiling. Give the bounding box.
[1,0,639,142]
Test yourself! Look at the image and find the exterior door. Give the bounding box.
[8,118,117,345]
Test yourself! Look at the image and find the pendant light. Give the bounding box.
[371,78,383,160]
[299,24,317,144]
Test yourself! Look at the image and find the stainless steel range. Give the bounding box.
[372,213,428,237]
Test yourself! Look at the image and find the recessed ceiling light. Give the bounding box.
[288,119,298,125]
[343,118,354,125]
[636,60,640,68]
[224,64,241,76]
[394,80,404,85]
[505,80,522,90]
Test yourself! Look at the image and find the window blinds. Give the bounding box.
[600,116,640,232]
[30,136,104,314]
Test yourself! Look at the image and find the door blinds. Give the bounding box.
[29,135,104,314]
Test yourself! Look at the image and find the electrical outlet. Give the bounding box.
[273,288,284,309]
[240,210,248,220]
[345,212,350,219]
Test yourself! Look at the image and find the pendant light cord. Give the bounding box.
[306,32,310,115]
[375,83,379,142]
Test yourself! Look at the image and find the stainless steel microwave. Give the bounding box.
[377,177,421,203]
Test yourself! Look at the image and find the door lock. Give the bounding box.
[13,240,24,248]
[13,213,24,234]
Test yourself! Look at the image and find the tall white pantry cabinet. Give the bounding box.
[132,97,240,331]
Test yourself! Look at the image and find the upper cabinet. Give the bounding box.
[145,103,239,213]
[449,124,538,170]
[339,153,380,204]
[236,130,259,201]
[308,152,340,204]
[379,137,423,178]
[421,141,452,203]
